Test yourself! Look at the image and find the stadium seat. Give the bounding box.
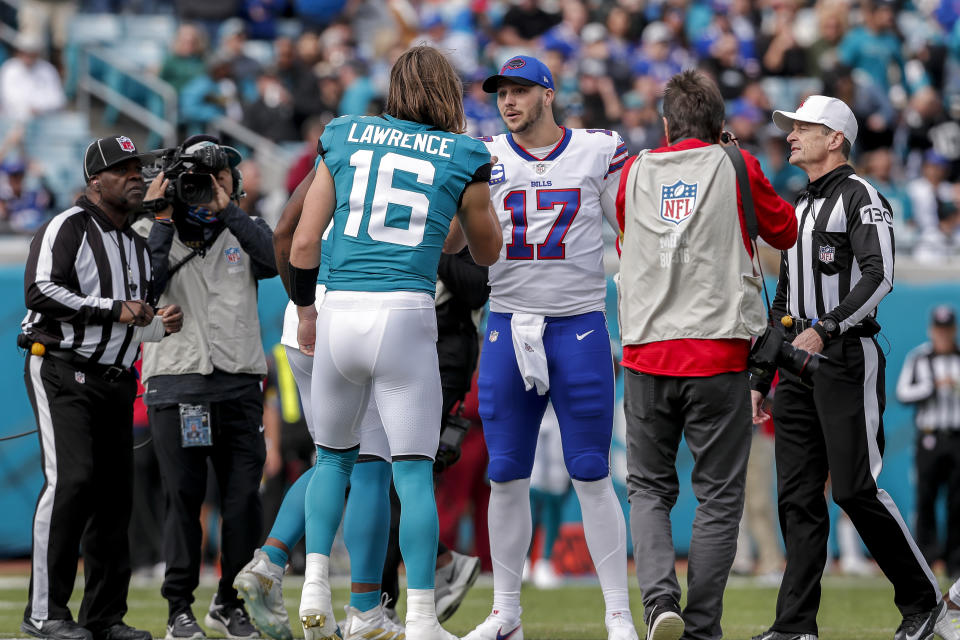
[64,14,124,98]
[122,15,176,46]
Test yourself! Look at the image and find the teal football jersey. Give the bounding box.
[318,114,490,295]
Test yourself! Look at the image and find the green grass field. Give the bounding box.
[0,571,947,640]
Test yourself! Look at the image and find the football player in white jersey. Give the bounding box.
[464,55,638,640]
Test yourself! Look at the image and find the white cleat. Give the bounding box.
[300,579,340,640]
[342,605,405,640]
[404,618,458,640]
[462,613,523,640]
[934,605,960,640]
[531,559,563,590]
[606,611,640,640]
[233,549,292,640]
[435,551,481,623]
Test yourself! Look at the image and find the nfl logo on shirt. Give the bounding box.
[819,245,835,263]
[116,136,136,152]
[660,180,698,225]
[224,247,241,264]
[535,163,547,175]
[74,371,85,384]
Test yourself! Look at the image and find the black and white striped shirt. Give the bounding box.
[771,164,895,333]
[897,344,960,431]
[21,198,152,368]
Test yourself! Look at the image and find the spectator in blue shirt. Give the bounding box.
[838,0,906,93]
[0,158,54,234]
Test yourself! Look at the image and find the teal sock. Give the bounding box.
[540,491,566,560]
[264,467,315,564]
[262,544,288,568]
[344,459,392,590]
[305,445,358,554]
[349,590,381,613]
[392,459,439,590]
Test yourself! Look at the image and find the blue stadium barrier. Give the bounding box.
[1,268,958,557]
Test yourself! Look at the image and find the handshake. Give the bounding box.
[119,301,184,342]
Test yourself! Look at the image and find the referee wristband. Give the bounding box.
[288,263,319,306]
[812,323,830,345]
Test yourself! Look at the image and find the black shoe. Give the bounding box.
[21,617,93,640]
[166,610,205,640]
[894,601,946,640]
[644,597,683,640]
[204,596,259,640]
[92,623,152,640]
[750,631,818,640]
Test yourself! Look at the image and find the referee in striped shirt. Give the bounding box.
[897,305,960,577]
[20,136,182,640]
[750,97,945,640]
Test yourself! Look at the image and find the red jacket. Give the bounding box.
[616,139,797,377]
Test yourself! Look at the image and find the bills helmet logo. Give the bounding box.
[224,247,241,264]
[819,245,835,263]
[660,180,698,225]
[502,57,526,71]
[116,136,136,152]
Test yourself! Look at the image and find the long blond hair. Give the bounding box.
[385,45,466,134]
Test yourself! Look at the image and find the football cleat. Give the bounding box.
[300,578,340,640]
[750,631,818,640]
[606,611,639,640]
[342,605,404,640]
[435,551,481,623]
[234,549,292,640]
[531,559,563,590]
[894,600,945,640]
[205,595,260,640]
[934,604,960,640]
[462,612,523,640]
[403,618,458,640]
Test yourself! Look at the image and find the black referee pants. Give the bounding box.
[771,335,940,636]
[23,354,137,632]
[149,393,265,618]
[914,429,960,576]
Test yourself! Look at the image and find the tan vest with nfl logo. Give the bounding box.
[618,143,767,346]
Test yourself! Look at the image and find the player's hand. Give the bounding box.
[158,304,183,334]
[297,304,318,356]
[792,328,823,354]
[751,390,770,424]
[119,300,155,326]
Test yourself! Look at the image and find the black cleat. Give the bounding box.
[21,617,93,640]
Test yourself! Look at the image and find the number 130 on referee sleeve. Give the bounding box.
[504,188,581,260]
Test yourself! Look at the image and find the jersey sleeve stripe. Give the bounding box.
[605,158,627,178]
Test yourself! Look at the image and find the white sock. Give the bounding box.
[406,588,437,622]
[950,580,960,608]
[838,516,865,562]
[304,552,330,584]
[488,478,531,622]
[572,477,631,616]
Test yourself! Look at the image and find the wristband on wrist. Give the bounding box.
[288,263,319,306]
[142,197,170,214]
[812,323,829,344]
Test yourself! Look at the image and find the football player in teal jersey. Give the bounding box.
[287,46,501,640]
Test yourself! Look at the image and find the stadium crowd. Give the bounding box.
[0,0,956,258]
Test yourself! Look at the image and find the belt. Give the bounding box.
[45,349,133,383]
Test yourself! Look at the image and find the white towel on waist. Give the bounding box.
[510,313,549,395]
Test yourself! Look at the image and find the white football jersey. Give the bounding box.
[482,127,627,316]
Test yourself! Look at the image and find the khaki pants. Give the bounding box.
[19,0,76,50]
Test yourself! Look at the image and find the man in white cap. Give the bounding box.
[749,96,946,640]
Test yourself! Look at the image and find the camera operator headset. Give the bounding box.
[748,97,944,640]
[131,134,279,639]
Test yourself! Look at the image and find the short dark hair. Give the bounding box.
[662,70,725,144]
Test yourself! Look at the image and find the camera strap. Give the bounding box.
[722,144,773,312]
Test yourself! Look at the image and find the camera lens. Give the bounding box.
[776,342,821,385]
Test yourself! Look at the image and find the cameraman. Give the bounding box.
[132,134,277,640]
[751,97,944,640]
[616,70,796,640]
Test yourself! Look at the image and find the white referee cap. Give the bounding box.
[772,95,858,146]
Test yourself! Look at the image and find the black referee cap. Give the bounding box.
[83,135,153,182]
